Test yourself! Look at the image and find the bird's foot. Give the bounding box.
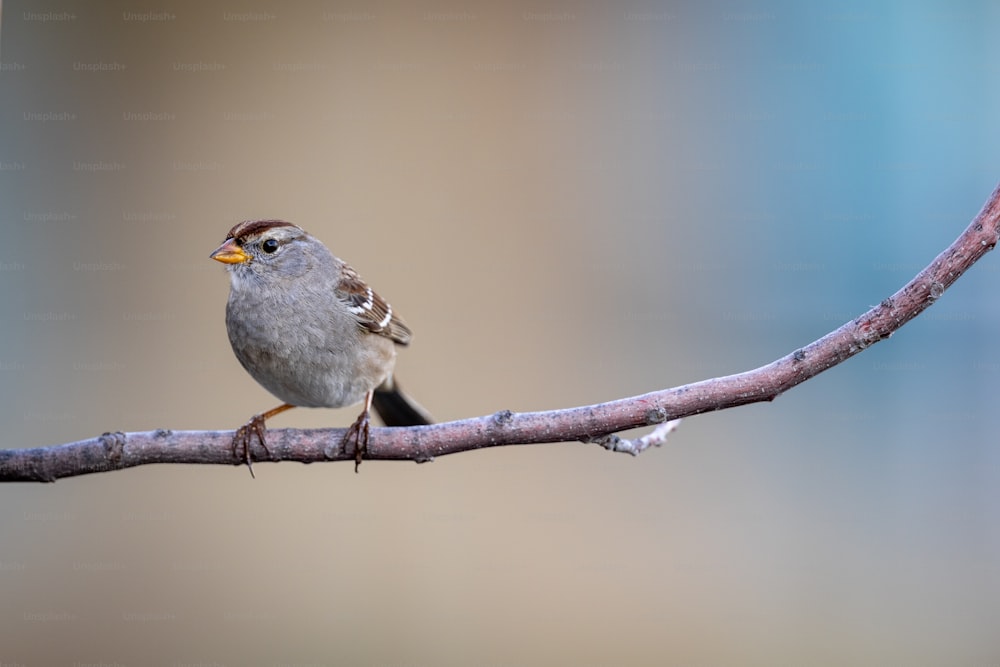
[343,410,371,473]
[233,413,272,479]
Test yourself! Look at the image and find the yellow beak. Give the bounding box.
[209,238,251,264]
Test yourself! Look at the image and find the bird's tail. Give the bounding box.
[372,377,433,426]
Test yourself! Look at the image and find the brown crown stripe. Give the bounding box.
[226,219,299,240]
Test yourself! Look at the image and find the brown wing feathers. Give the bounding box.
[336,265,412,346]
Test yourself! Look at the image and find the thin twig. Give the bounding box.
[2,183,999,482]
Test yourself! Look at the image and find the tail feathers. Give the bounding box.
[372,378,432,427]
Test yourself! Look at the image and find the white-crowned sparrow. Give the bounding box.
[210,219,430,475]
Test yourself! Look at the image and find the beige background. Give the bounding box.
[2,1,999,665]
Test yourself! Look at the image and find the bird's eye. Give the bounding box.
[261,239,279,254]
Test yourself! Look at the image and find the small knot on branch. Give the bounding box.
[492,410,514,426]
[99,431,126,464]
[853,316,884,349]
[645,407,668,424]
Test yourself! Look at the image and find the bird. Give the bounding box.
[210,219,430,476]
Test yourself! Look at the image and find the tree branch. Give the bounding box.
[4,184,1000,482]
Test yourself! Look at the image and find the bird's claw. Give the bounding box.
[343,411,371,473]
[233,414,272,479]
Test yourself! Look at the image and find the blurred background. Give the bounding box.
[2,1,999,664]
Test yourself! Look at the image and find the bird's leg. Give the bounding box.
[344,391,374,473]
[233,403,295,478]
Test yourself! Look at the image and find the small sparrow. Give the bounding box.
[210,219,430,476]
